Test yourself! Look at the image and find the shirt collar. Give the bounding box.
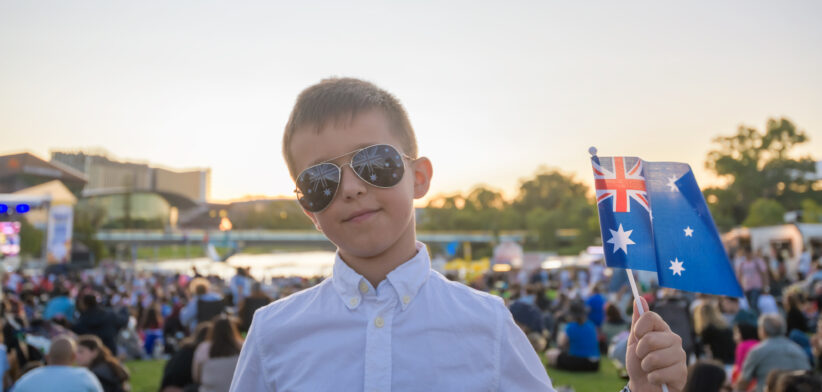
[332,241,431,311]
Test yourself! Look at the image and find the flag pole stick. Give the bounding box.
[590,147,670,391]
[626,270,669,392]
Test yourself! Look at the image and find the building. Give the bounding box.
[50,150,210,230]
[51,150,210,203]
[0,152,88,195]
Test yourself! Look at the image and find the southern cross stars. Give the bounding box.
[607,224,635,254]
[666,175,679,192]
[669,258,685,276]
[684,226,693,237]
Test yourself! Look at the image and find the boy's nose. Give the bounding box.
[337,164,367,200]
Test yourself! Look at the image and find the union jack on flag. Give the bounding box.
[592,157,650,213]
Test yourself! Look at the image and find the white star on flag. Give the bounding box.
[607,224,635,254]
[669,258,685,276]
[684,227,693,237]
[667,176,679,192]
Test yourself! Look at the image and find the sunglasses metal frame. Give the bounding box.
[293,144,414,213]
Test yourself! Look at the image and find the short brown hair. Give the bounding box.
[282,77,418,178]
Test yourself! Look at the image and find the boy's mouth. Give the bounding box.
[343,208,381,223]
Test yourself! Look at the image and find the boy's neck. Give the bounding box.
[339,230,419,289]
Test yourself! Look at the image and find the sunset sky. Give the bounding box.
[1,1,820,205]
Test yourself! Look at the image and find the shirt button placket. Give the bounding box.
[363,297,392,392]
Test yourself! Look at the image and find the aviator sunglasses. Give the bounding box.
[294,144,412,213]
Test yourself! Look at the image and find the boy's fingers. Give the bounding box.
[635,330,682,359]
[639,343,684,373]
[646,361,688,389]
[631,309,672,344]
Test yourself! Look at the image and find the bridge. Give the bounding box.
[95,230,527,247]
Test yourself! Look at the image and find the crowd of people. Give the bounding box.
[479,247,822,392]
[0,245,820,391]
[0,264,317,391]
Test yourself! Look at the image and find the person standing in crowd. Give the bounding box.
[180,278,223,333]
[73,293,128,356]
[546,300,600,372]
[11,337,103,392]
[736,249,769,314]
[237,283,271,333]
[784,290,810,335]
[75,335,130,392]
[229,268,252,306]
[693,302,735,368]
[192,316,243,392]
[653,289,697,360]
[736,314,811,392]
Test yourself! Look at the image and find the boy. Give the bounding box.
[230,78,687,391]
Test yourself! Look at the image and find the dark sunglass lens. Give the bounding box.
[296,163,340,212]
[351,145,405,187]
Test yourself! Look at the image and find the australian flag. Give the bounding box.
[591,156,742,297]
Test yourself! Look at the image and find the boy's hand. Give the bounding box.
[626,297,687,392]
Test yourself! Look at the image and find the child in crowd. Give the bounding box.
[230,77,687,391]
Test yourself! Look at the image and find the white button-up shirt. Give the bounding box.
[229,242,555,392]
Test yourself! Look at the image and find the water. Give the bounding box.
[129,250,337,280]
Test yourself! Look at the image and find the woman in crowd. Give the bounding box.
[76,334,130,392]
[731,322,760,385]
[546,300,599,372]
[160,322,213,392]
[601,302,628,344]
[693,302,735,368]
[139,300,164,358]
[192,315,244,392]
[784,291,810,335]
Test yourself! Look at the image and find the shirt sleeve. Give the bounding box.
[740,345,760,383]
[497,300,555,392]
[230,316,274,392]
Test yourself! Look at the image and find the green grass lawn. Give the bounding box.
[126,356,627,392]
[126,360,164,392]
[544,357,628,392]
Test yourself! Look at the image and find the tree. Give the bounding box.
[513,168,598,253]
[705,118,819,230]
[742,198,785,227]
[801,199,822,223]
[19,217,43,258]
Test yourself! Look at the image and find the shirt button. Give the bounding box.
[359,281,369,293]
[375,316,384,328]
[402,295,411,305]
[350,297,359,307]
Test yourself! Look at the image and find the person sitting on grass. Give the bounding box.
[75,335,130,392]
[546,300,600,372]
[11,336,103,392]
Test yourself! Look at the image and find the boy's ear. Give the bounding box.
[300,208,322,231]
[411,157,433,199]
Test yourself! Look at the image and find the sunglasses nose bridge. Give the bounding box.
[337,163,369,198]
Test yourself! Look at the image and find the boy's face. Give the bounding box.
[289,109,432,259]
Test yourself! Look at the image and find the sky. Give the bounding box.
[1,1,820,205]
